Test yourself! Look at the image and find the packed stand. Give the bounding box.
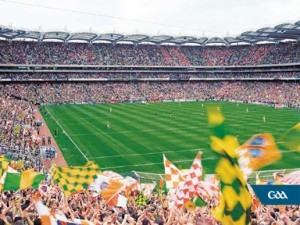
[0,94,44,171]
[0,72,299,80]
[1,41,300,66]
[0,81,298,106]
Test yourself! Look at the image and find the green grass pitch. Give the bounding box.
[41,102,300,175]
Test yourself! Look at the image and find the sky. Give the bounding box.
[0,0,300,38]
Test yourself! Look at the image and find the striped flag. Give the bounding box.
[163,154,185,194]
[207,106,251,225]
[3,169,45,191]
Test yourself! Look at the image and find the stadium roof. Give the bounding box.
[0,21,300,45]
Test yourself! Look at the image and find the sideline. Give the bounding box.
[45,107,90,162]
[34,107,68,167]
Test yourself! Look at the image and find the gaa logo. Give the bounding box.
[251,185,300,205]
[267,191,288,200]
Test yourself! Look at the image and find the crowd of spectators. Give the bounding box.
[0,93,44,171]
[1,41,300,66]
[0,181,299,225]
[0,72,299,80]
[0,81,298,106]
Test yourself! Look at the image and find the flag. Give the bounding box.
[122,176,139,193]
[236,134,282,179]
[185,152,203,189]
[34,194,93,225]
[3,169,45,190]
[184,197,207,211]
[34,195,57,225]
[0,166,19,190]
[192,196,207,207]
[175,180,219,208]
[207,106,251,225]
[280,123,300,152]
[155,179,168,195]
[184,200,197,211]
[67,220,94,225]
[60,216,92,225]
[89,174,127,208]
[204,174,219,186]
[52,162,101,197]
[163,154,185,194]
[103,171,139,193]
[114,194,128,209]
[173,152,219,208]
[174,152,203,207]
[135,193,147,206]
[195,181,220,207]
[140,182,156,198]
[0,155,9,178]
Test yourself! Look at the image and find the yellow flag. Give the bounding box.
[207,107,251,225]
[20,169,45,190]
[52,162,101,197]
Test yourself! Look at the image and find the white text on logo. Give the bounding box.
[267,191,288,200]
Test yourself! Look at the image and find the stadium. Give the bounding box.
[0,2,300,224]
